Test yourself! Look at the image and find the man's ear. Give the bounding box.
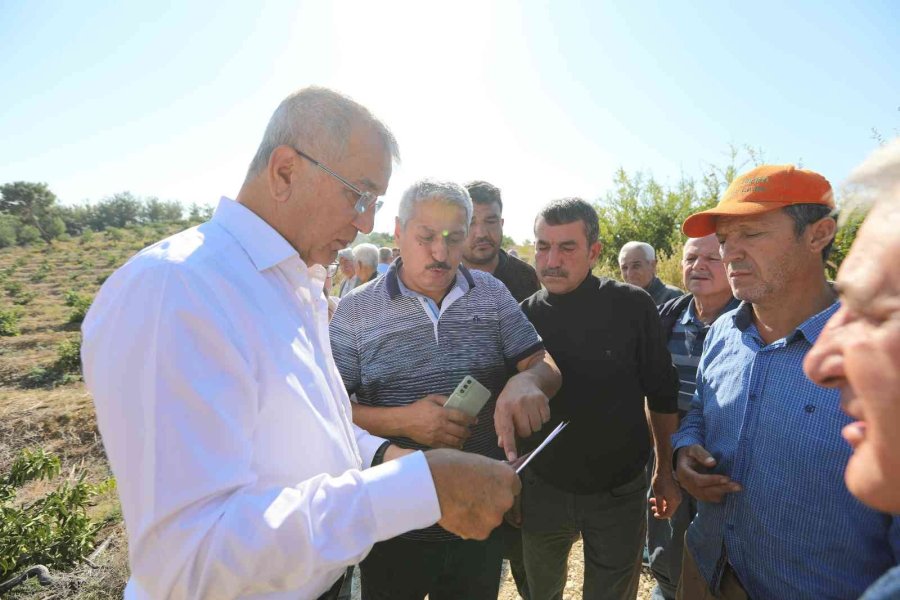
[267,146,301,203]
[589,241,603,263]
[808,217,837,255]
[394,217,402,242]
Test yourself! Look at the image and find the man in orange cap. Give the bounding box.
[671,165,900,599]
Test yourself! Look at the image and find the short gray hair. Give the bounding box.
[844,137,900,216]
[397,179,473,230]
[352,243,379,270]
[337,248,354,261]
[378,247,393,263]
[246,86,400,179]
[618,241,656,263]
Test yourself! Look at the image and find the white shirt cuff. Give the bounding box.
[362,451,441,541]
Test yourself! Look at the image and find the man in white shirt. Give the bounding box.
[81,86,520,600]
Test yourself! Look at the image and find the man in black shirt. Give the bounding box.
[463,180,540,302]
[519,198,681,600]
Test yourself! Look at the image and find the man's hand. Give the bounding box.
[426,449,520,540]
[494,376,551,462]
[403,395,476,449]
[649,468,682,519]
[675,444,742,503]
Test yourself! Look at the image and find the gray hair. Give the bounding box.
[844,137,900,216]
[246,86,400,179]
[397,179,473,230]
[618,241,656,263]
[337,248,354,261]
[378,247,393,263]
[352,243,379,270]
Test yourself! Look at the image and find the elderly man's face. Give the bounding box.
[464,201,503,265]
[682,234,728,297]
[395,199,468,303]
[619,247,656,289]
[534,218,601,295]
[716,210,810,305]
[803,199,900,513]
[339,257,356,277]
[289,123,391,267]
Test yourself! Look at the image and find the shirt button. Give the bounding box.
[805,404,816,413]
[726,523,735,531]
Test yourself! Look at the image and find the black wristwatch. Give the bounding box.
[371,441,391,467]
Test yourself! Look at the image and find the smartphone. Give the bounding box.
[444,375,491,417]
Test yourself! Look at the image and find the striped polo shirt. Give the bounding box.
[668,297,740,411]
[329,260,543,541]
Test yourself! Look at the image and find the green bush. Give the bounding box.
[105,227,124,242]
[17,224,42,245]
[0,448,113,579]
[31,261,52,283]
[12,290,37,305]
[64,290,93,324]
[5,280,24,297]
[0,308,21,336]
[80,229,95,244]
[55,337,82,375]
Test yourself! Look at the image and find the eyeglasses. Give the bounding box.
[293,147,383,215]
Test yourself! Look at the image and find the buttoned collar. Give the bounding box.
[682,296,740,327]
[212,197,298,272]
[732,299,840,345]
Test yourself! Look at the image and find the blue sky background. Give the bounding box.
[1,1,897,241]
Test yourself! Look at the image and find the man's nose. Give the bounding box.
[432,238,450,261]
[353,208,376,235]
[803,313,848,387]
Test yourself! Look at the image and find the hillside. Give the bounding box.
[1,227,657,599]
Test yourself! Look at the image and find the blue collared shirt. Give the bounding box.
[672,301,900,600]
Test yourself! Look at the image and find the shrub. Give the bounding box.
[0,448,113,579]
[5,280,24,297]
[17,224,42,245]
[105,227,124,242]
[80,229,95,244]
[54,337,82,375]
[0,308,21,336]
[12,290,37,305]
[64,290,93,324]
[31,261,52,283]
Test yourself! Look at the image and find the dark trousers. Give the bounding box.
[359,531,503,600]
[498,520,531,600]
[521,469,648,600]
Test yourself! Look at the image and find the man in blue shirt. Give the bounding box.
[649,233,739,600]
[804,140,900,600]
[673,164,900,600]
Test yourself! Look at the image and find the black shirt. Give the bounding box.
[492,249,541,302]
[520,274,678,493]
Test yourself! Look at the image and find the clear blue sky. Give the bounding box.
[1,0,897,242]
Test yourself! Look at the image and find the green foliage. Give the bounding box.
[105,227,124,242]
[827,208,868,280]
[17,224,43,245]
[0,448,112,579]
[355,231,395,248]
[0,181,65,243]
[22,337,83,387]
[5,280,24,297]
[12,290,37,306]
[80,228,94,244]
[0,214,18,248]
[64,290,93,324]
[0,307,21,336]
[31,261,52,283]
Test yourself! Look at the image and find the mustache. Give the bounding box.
[426,261,452,270]
[472,237,496,246]
[541,267,569,278]
[728,262,753,273]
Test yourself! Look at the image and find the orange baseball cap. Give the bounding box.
[682,164,834,238]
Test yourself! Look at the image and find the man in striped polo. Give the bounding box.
[649,233,738,600]
[330,179,561,600]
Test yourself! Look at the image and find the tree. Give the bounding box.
[91,192,142,229]
[142,198,184,223]
[0,182,64,242]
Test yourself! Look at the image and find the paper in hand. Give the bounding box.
[515,421,568,474]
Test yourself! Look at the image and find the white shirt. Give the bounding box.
[81,197,441,600]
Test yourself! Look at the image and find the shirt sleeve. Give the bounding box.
[82,263,440,599]
[636,291,679,414]
[329,292,362,395]
[494,278,544,367]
